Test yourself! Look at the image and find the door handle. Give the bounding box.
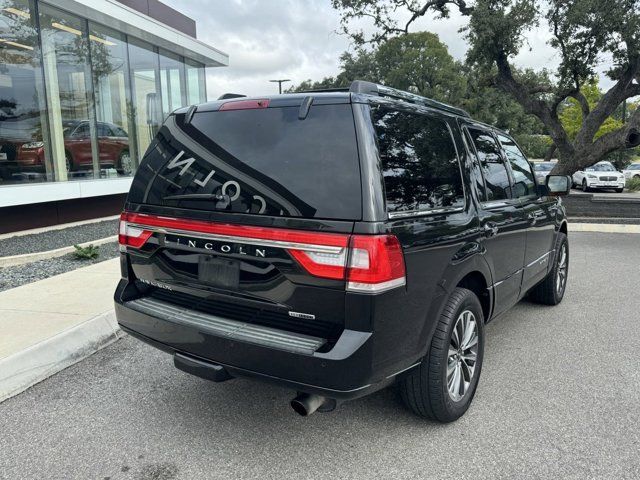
[482,222,499,238]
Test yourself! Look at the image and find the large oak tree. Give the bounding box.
[331,0,640,174]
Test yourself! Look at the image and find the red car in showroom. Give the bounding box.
[0,120,131,179]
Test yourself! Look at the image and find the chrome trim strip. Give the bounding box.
[388,206,464,219]
[525,251,551,268]
[130,225,345,254]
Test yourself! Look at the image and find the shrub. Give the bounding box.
[626,177,640,192]
[73,244,100,260]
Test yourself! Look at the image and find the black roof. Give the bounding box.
[182,80,472,119]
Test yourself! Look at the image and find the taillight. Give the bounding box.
[118,212,152,249]
[345,235,406,293]
[289,234,406,294]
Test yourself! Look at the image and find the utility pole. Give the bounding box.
[269,79,291,94]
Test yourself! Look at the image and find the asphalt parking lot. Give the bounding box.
[1,232,639,480]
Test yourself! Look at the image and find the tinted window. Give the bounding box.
[497,134,536,198]
[372,107,464,214]
[468,128,511,201]
[139,104,362,220]
[629,164,640,170]
[98,124,112,137]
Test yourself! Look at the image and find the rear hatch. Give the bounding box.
[121,97,362,343]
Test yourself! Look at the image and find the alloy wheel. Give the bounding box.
[556,243,568,295]
[447,310,478,402]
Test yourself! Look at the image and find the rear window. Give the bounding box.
[137,104,362,220]
[371,106,465,215]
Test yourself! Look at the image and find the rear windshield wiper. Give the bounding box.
[162,193,231,202]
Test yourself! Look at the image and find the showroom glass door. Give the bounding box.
[88,22,136,177]
[39,3,97,181]
[0,0,49,185]
[127,37,160,167]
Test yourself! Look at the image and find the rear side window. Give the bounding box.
[371,106,464,215]
[467,128,511,201]
[138,104,362,220]
[497,134,536,198]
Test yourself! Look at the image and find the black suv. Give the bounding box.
[114,81,571,422]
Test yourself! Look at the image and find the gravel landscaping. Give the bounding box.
[0,242,119,292]
[0,219,118,257]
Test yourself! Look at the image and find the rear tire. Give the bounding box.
[615,188,624,193]
[582,179,590,192]
[529,232,568,305]
[399,287,484,422]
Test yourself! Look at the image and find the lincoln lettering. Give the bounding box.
[166,235,266,258]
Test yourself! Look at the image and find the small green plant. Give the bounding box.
[73,244,100,260]
[626,177,640,192]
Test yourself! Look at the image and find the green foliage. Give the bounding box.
[513,134,553,159]
[330,0,640,172]
[73,244,100,260]
[290,32,466,104]
[626,177,640,192]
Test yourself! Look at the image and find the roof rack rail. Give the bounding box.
[350,80,470,118]
[294,87,350,94]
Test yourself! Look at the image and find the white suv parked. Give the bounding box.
[572,161,625,192]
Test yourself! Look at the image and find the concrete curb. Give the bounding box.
[0,235,118,268]
[568,223,640,234]
[0,215,120,240]
[0,310,123,404]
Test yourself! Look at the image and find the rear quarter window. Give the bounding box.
[371,106,465,215]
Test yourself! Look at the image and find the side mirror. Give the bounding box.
[546,175,571,196]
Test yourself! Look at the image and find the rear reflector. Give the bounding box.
[219,99,270,111]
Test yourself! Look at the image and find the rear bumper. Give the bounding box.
[114,285,403,400]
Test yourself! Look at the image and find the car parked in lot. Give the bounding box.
[572,160,626,192]
[0,120,131,179]
[622,162,640,181]
[114,81,571,422]
[533,161,556,184]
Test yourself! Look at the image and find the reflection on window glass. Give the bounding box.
[468,128,511,201]
[0,0,49,185]
[39,4,96,180]
[497,134,536,198]
[89,23,135,177]
[159,49,185,116]
[186,59,206,105]
[128,38,160,163]
[372,106,464,213]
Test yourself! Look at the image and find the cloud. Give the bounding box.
[163,0,613,98]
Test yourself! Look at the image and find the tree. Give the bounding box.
[291,32,465,103]
[331,0,640,174]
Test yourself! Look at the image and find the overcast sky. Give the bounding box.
[163,0,610,100]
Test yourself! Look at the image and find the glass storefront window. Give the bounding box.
[128,37,160,165]
[1,0,212,186]
[0,0,49,184]
[89,22,136,177]
[39,3,95,181]
[159,49,185,117]
[186,59,206,105]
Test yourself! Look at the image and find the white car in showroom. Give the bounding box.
[622,163,640,181]
[572,161,626,192]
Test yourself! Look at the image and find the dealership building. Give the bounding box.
[0,0,228,232]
